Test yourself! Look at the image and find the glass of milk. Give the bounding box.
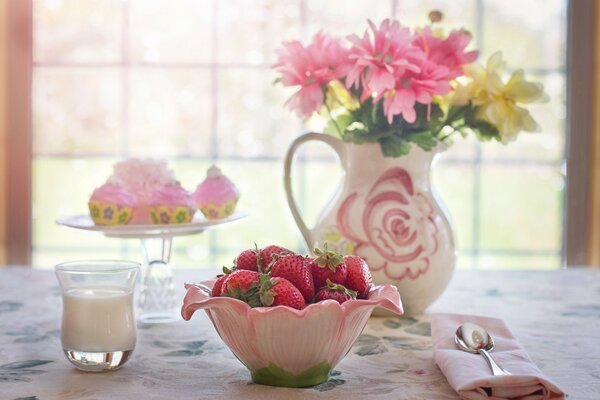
[55,260,140,372]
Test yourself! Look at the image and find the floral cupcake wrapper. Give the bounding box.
[149,206,195,225]
[88,201,133,225]
[198,199,238,220]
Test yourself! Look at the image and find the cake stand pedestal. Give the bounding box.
[138,236,177,324]
[56,211,248,324]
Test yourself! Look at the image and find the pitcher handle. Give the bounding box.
[283,132,345,249]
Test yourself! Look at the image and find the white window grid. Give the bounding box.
[31,0,567,268]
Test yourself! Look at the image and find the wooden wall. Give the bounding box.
[588,0,600,266]
[0,0,8,265]
[0,0,32,266]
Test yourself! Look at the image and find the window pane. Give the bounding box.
[217,0,300,64]
[479,165,563,252]
[33,68,121,156]
[478,254,562,270]
[128,68,212,157]
[33,0,123,63]
[217,68,299,158]
[307,0,393,36]
[129,0,213,63]
[395,0,477,33]
[482,0,567,69]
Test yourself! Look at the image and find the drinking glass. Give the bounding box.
[55,260,140,372]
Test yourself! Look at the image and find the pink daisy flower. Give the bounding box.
[274,33,352,117]
[413,27,478,80]
[346,19,423,95]
[381,60,452,124]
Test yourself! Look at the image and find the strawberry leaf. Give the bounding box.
[313,243,343,271]
[325,279,358,298]
[258,274,277,306]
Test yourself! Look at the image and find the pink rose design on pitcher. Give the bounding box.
[337,167,438,280]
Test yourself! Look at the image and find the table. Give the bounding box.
[1,267,599,400]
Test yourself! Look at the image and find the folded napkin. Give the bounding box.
[431,314,565,400]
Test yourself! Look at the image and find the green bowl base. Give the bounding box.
[251,361,331,388]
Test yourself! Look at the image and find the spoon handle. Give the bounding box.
[479,349,511,376]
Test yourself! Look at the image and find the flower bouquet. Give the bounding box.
[273,17,547,157]
[277,16,548,315]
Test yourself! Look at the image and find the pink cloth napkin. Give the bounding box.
[431,314,565,400]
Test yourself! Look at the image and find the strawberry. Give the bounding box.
[344,255,373,299]
[259,245,293,269]
[309,244,348,289]
[258,275,305,310]
[235,246,260,272]
[315,279,357,304]
[269,254,314,302]
[211,274,228,297]
[221,270,261,307]
[211,266,234,297]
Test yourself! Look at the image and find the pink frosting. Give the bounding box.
[89,183,136,208]
[150,184,195,208]
[108,158,176,204]
[194,166,239,205]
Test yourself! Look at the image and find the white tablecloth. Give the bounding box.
[0,267,598,399]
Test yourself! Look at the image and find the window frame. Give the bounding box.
[565,0,595,266]
[3,0,32,266]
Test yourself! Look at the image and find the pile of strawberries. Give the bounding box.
[211,244,373,310]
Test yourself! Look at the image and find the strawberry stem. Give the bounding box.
[258,274,277,306]
[313,243,344,272]
[324,278,358,298]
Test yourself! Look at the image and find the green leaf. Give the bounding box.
[405,131,438,151]
[324,113,356,138]
[343,128,374,144]
[409,103,444,131]
[378,136,411,158]
[471,119,500,141]
[334,114,355,132]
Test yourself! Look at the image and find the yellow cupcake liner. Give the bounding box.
[199,199,238,220]
[88,201,133,226]
[149,205,195,224]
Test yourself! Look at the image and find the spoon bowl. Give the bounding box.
[454,322,511,376]
[455,322,495,353]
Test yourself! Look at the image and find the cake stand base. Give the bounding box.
[138,237,179,323]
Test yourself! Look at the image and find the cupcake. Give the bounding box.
[148,183,196,225]
[194,165,240,220]
[88,183,136,225]
[108,158,177,224]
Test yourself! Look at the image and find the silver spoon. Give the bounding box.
[455,322,511,376]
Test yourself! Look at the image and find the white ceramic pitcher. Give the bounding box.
[284,132,456,316]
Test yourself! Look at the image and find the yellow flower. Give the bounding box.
[325,80,359,112]
[452,52,547,143]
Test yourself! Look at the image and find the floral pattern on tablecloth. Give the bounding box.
[0,268,599,400]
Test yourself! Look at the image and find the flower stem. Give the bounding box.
[324,101,343,138]
[439,122,466,142]
[435,105,467,140]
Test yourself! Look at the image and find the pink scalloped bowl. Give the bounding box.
[181,281,403,387]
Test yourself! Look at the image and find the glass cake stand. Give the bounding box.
[56,211,248,324]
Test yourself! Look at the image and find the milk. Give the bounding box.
[61,287,136,352]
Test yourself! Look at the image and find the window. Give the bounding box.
[31,0,567,269]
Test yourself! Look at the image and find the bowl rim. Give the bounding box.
[181,279,403,320]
